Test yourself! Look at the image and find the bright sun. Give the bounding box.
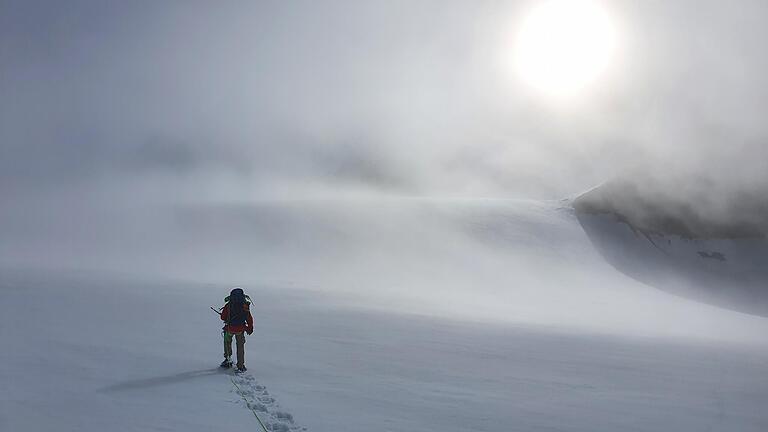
[514,0,617,98]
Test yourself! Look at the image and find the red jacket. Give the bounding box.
[220,302,254,334]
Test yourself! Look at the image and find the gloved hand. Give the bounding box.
[246,326,253,335]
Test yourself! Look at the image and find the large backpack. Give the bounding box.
[224,288,251,326]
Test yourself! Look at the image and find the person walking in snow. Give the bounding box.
[219,287,253,372]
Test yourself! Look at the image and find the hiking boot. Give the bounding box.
[220,358,233,368]
[236,364,247,373]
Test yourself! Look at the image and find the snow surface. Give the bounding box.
[2,198,768,431]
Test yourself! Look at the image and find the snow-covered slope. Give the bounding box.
[574,182,768,317]
[3,197,766,338]
[2,198,768,431]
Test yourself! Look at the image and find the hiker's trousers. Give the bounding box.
[224,331,246,367]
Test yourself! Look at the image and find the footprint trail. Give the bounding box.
[230,372,306,432]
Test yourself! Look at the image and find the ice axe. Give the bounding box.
[211,306,227,336]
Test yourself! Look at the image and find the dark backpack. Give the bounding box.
[224,288,250,326]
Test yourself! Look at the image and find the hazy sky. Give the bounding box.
[3,1,768,339]
[2,0,768,202]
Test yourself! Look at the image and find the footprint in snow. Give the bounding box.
[230,372,306,431]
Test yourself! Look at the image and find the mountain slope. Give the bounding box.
[574,181,768,316]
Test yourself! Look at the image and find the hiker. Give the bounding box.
[219,287,253,372]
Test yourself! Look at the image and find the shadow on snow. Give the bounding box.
[99,368,227,392]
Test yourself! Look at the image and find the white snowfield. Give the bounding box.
[1,198,768,431]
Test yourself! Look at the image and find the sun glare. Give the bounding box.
[514,0,617,98]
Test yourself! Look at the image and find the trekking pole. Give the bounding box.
[210,306,222,315]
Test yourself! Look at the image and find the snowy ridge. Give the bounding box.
[230,372,306,432]
[574,190,768,317]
